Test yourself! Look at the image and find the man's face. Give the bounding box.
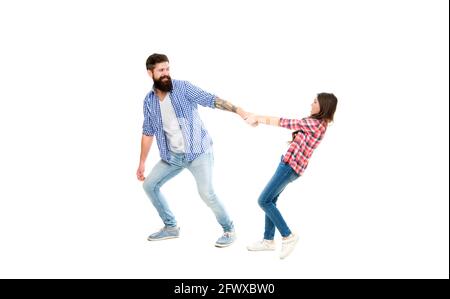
[149,62,172,92]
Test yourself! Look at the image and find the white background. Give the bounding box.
[0,0,448,278]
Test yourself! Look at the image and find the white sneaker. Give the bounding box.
[280,233,299,259]
[247,240,276,251]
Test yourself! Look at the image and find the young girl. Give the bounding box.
[246,93,338,259]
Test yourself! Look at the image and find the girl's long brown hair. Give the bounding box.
[311,93,338,123]
[291,93,338,142]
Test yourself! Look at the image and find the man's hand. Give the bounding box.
[136,163,146,181]
[237,108,258,127]
[245,113,258,127]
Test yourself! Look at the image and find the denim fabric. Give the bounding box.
[258,160,299,239]
[143,151,234,232]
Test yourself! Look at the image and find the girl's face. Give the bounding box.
[311,98,320,115]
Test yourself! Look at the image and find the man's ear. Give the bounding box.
[147,69,153,78]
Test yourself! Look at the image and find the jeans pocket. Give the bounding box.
[289,172,300,182]
[169,153,184,167]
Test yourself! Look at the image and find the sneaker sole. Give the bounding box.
[247,248,276,251]
[215,242,235,248]
[147,235,179,241]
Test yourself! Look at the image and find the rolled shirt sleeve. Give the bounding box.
[279,117,318,134]
[184,81,216,108]
[142,98,155,136]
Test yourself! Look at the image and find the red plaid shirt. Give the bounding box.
[279,117,328,175]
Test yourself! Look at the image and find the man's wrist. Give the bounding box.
[236,107,246,118]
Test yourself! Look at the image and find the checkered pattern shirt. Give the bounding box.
[279,117,328,175]
[142,79,216,162]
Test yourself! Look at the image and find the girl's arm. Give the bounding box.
[246,114,319,134]
[247,115,281,127]
[279,118,319,133]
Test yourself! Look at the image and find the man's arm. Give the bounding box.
[214,97,248,120]
[136,134,154,181]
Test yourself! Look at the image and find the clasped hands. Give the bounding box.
[242,112,259,127]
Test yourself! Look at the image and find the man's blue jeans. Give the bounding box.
[143,151,234,232]
[258,160,299,240]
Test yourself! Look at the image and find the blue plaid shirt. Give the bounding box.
[142,79,216,162]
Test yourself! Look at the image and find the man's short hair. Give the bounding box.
[146,53,169,70]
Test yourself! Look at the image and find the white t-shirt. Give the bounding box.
[159,94,185,153]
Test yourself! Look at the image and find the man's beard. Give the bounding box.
[153,75,173,92]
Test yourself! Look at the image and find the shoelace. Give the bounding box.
[222,232,233,238]
[160,227,175,233]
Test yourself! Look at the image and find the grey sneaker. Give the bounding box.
[215,231,236,248]
[147,226,180,241]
